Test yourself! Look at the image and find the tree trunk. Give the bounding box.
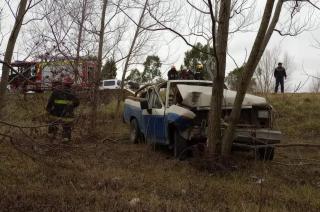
[115,0,148,119]
[89,0,108,134]
[207,0,231,155]
[0,0,28,118]
[75,0,88,83]
[221,0,283,156]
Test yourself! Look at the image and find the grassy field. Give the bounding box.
[0,93,319,211]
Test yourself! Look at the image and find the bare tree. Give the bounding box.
[222,0,320,156]
[114,0,149,118]
[282,51,294,91]
[255,47,294,94]
[0,6,5,50]
[61,0,97,81]
[255,47,281,94]
[206,0,232,155]
[89,0,108,133]
[310,74,320,92]
[0,0,43,117]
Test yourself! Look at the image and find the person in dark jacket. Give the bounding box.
[179,66,189,80]
[168,65,178,80]
[46,76,79,142]
[274,62,287,93]
[187,69,194,79]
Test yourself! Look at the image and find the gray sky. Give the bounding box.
[154,0,320,92]
[1,0,320,92]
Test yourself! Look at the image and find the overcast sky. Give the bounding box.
[1,0,320,92]
[154,0,320,92]
[163,27,320,92]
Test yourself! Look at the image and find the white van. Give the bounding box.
[100,79,121,90]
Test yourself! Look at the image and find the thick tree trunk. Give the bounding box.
[0,0,28,118]
[89,0,108,134]
[115,0,148,119]
[221,0,283,156]
[207,0,231,155]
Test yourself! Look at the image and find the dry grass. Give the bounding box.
[267,93,320,139]
[0,92,319,211]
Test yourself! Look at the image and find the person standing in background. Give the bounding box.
[274,62,287,93]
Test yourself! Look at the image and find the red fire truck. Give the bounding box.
[8,57,97,92]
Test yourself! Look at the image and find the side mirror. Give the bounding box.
[140,99,149,110]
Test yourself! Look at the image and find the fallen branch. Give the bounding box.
[100,137,119,143]
[274,143,320,148]
[8,139,37,162]
[272,161,320,166]
[0,132,13,140]
[0,119,59,128]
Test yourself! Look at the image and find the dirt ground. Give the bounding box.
[0,93,319,211]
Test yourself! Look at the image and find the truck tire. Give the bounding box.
[256,147,275,161]
[130,119,140,144]
[173,131,188,160]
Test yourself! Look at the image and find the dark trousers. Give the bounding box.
[275,77,284,93]
[48,117,73,139]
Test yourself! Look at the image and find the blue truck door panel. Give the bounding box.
[142,108,166,143]
[141,88,166,144]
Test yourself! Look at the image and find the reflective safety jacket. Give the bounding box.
[46,86,80,118]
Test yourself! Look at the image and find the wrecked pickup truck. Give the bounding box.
[123,80,281,160]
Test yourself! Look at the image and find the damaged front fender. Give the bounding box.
[166,105,195,132]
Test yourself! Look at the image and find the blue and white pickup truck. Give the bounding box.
[123,80,281,160]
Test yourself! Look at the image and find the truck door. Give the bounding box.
[142,88,166,144]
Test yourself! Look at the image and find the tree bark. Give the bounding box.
[207,0,231,155]
[0,0,28,118]
[221,0,283,156]
[89,0,108,134]
[75,0,88,83]
[115,0,148,119]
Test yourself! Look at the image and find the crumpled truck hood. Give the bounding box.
[177,84,266,108]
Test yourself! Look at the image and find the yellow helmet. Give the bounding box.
[196,64,203,70]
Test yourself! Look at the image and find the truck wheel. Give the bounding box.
[256,147,275,161]
[173,131,188,160]
[130,119,140,144]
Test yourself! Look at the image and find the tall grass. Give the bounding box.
[0,92,319,211]
[268,93,320,139]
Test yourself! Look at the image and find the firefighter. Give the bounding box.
[46,76,79,142]
[194,64,204,80]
